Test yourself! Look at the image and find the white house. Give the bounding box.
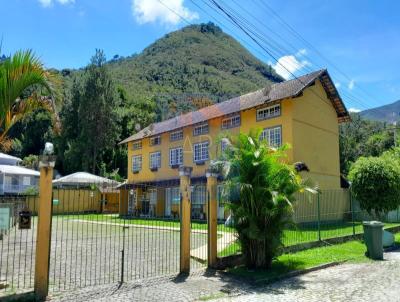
[0,153,40,195]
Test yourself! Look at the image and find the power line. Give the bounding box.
[253,0,383,107]
[208,0,378,110]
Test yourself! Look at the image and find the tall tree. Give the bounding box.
[59,50,120,174]
[0,50,57,150]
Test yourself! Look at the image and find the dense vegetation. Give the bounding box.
[219,130,315,268]
[8,23,283,177]
[339,113,397,174]
[349,156,400,216]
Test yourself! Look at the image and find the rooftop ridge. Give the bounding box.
[119,69,345,144]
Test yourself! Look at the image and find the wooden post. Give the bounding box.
[34,155,55,301]
[179,166,192,273]
[206,170,218,268]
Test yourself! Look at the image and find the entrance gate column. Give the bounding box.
[179,166,192,273]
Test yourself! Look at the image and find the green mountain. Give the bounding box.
[61,23,283,106]
[361,100,400,123]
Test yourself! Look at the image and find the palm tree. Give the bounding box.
[217,130,316,269]
[0,50,57,151]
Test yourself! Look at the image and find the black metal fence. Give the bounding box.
[45,181,209,292]
[0,195,38,296]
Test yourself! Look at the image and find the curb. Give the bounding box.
[252,261,345,285]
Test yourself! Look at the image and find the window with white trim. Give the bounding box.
[193,123,209,136]
[23,176,31,186]
[260,126,282,147]
[221,115,240,129]
[257,104,281,121]
[193,141,209,162]
[169,147,183,166]
[132,155,142,172]
[132,141,142,150]
[149,152,161,169]
[150,136,161,146]
[170,130,183,141]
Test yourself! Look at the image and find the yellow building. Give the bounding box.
[119,69,350,219]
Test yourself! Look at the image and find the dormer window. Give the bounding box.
[193,123,209,136]
[150,136,161,146]
[257,104,281,121]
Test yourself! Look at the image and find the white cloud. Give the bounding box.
[38,0,74,7]
[272,52,310,80]
[132,0,198,26]
[335,82,341,88]
[296,48,307,56]
[348,108,361,113]
[348,79,355,90]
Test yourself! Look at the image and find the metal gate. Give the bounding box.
[0,195,38,296]
[48,182,185,292]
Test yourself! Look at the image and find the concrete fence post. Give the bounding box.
[206,170,218,268]
[179,166,192,273]
[34,154,56,301]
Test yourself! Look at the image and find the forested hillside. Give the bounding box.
[10,23,283,177]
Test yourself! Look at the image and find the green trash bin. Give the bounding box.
[363,221,384,260]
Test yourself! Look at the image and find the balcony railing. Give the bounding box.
[3,184,38,194]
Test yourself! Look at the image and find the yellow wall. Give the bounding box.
[128,99,294,182]
[292,80,341,189]
[127,80,341,189]
[28,188,102,214]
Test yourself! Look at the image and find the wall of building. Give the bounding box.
[291,80,341,189]
[127,98,294,183]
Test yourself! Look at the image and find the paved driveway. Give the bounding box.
[50,250,400,302]
[217,250,400,302]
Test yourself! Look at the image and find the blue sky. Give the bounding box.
[1,0,399,111]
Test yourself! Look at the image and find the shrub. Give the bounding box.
[349,156,400,216]
[217,130,315,269]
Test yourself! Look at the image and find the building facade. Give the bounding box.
[119,70,350,219]
[0,153,40,195]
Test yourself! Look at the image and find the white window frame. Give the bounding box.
[169,147,183,166]
[193,141,209,162]
[149,152,161,169]
[260,126,282,147]
[170,130,183,141]
[132,155,142,172]
[193,123,209,136]
[257,104,281,121]
[150,136,161,146]
[132,141,142,150]
[221,114,241,129]
[221,140,229,153]
[22,176,31,186]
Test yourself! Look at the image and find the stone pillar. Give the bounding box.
[206,170,218,267]
[179,166,192,273]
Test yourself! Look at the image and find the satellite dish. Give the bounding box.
[135,123,141,132]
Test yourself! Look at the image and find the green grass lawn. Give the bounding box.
[228,233,400,283]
